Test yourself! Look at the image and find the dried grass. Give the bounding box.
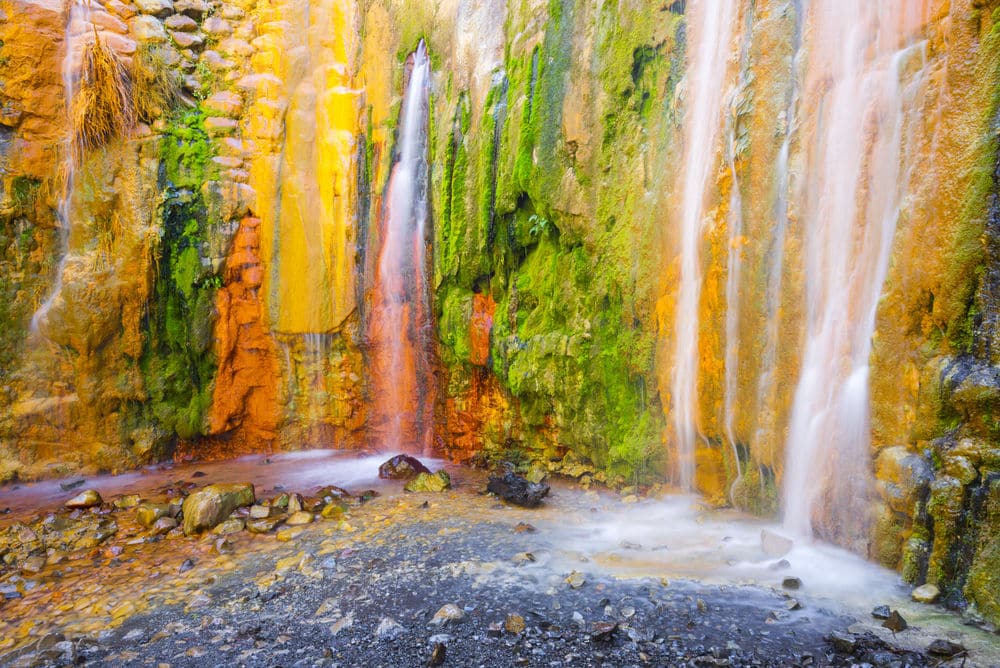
[129,42,182,124]
[72,29,135,151]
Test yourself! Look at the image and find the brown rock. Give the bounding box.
[164,14,198,31]
[65,490,102,509]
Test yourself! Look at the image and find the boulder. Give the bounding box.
[181,483,255,535]
[379,454,431,480]
[65,490,102,509]
[404,471,451,493]
[487,472,550,508]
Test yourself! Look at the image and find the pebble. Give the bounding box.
[505,613,526,634]
[429,604,465,626]
[65,490,102,509]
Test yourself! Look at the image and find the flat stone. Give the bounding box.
[113,494,142,509]
[134,0,173,17]
[131,15,167,42]
[202,91,243,117]
[429,604,465,627]
[285,511,313,526]
[248,504,271,519]
[211,518,245,534]
[151,516,177,535]
[106,0,137,20]
[65,490,102,509]
[170,30,204,50]
[174,0,209,18]
[164,14,197,31]
[181,483,255,535]
[247,516,285,533]
[911,583,940,603]
[202,17,232,37]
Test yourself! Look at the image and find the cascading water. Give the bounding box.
[671,0,740,490]
[781,1,932,545]
[29,0,89,336]
[368,42,435,455]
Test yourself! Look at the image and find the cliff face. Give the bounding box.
[1,0,999,623]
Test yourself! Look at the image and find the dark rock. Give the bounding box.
[192,471,206,478]
[781,577,801,590]
[882,610,908,633]
[358,490,379,503]
[927,639,965,657]
[514,522,537,533]
[179,558,196,573]
[378,454,431,480]
[316,486,352,502]
[871,605,891,620]
[590,621,618,642]
[487,473,551,508]
[768,559,791,571]
[828,631,856,653]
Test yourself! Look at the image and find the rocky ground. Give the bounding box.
[0,455,992,667]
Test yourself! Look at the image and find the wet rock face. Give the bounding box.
[378,455,431,480]
[486,472,550,508]
[180,483,255,535]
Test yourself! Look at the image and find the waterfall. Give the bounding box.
[29,0,89,336]
[671,0,740,490]
[781,1,931,544]
[368,42,435,455]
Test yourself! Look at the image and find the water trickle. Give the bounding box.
[368,42,435,455]
[671,0,740,490]
[29,0,90,337]
[781,1,932,545]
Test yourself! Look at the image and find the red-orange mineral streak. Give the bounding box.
[200,215,281,458]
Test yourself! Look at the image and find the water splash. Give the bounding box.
[782,1,932,545]
[368,42,435,455]
[671,0,741,489]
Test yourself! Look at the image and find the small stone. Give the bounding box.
[761,529,794,558]
[202,17,232,37]
[514,522,537,534]
[65,490,102,509]
[375,617,405,639]
[134,0,173,17]
[504,613,526,634]
[871,605,891,620]
[276,527,304,542]
[785,599,801,611]
[513,552,536,564]
[151,516,177,535]
[287,494,303,514]
[285,511,313,526]
[828,631,856,653]
[428,642,446,666]
[179,558,196,573]
[882,610,908,633]
[320,503,345,520]
[590,621,618,642]
[926,639,965,657]
[565,571,586,589]
[429,604,465,626]
[131,15,167,42]
[487,622,503,637]
[781,577,802,590]
[136,503,171,527]
[245,515,283,534]
[164,14,197,31]
[113,494,142,509]
[174,0,209,18]
[212,518,245,534]
[249,505,271,519]
[911,583,940,604]
[214,537,234,554]
[21,555,46,575]
[768,559,791,571]
[405,471,452,493]
[170,30,205,50]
